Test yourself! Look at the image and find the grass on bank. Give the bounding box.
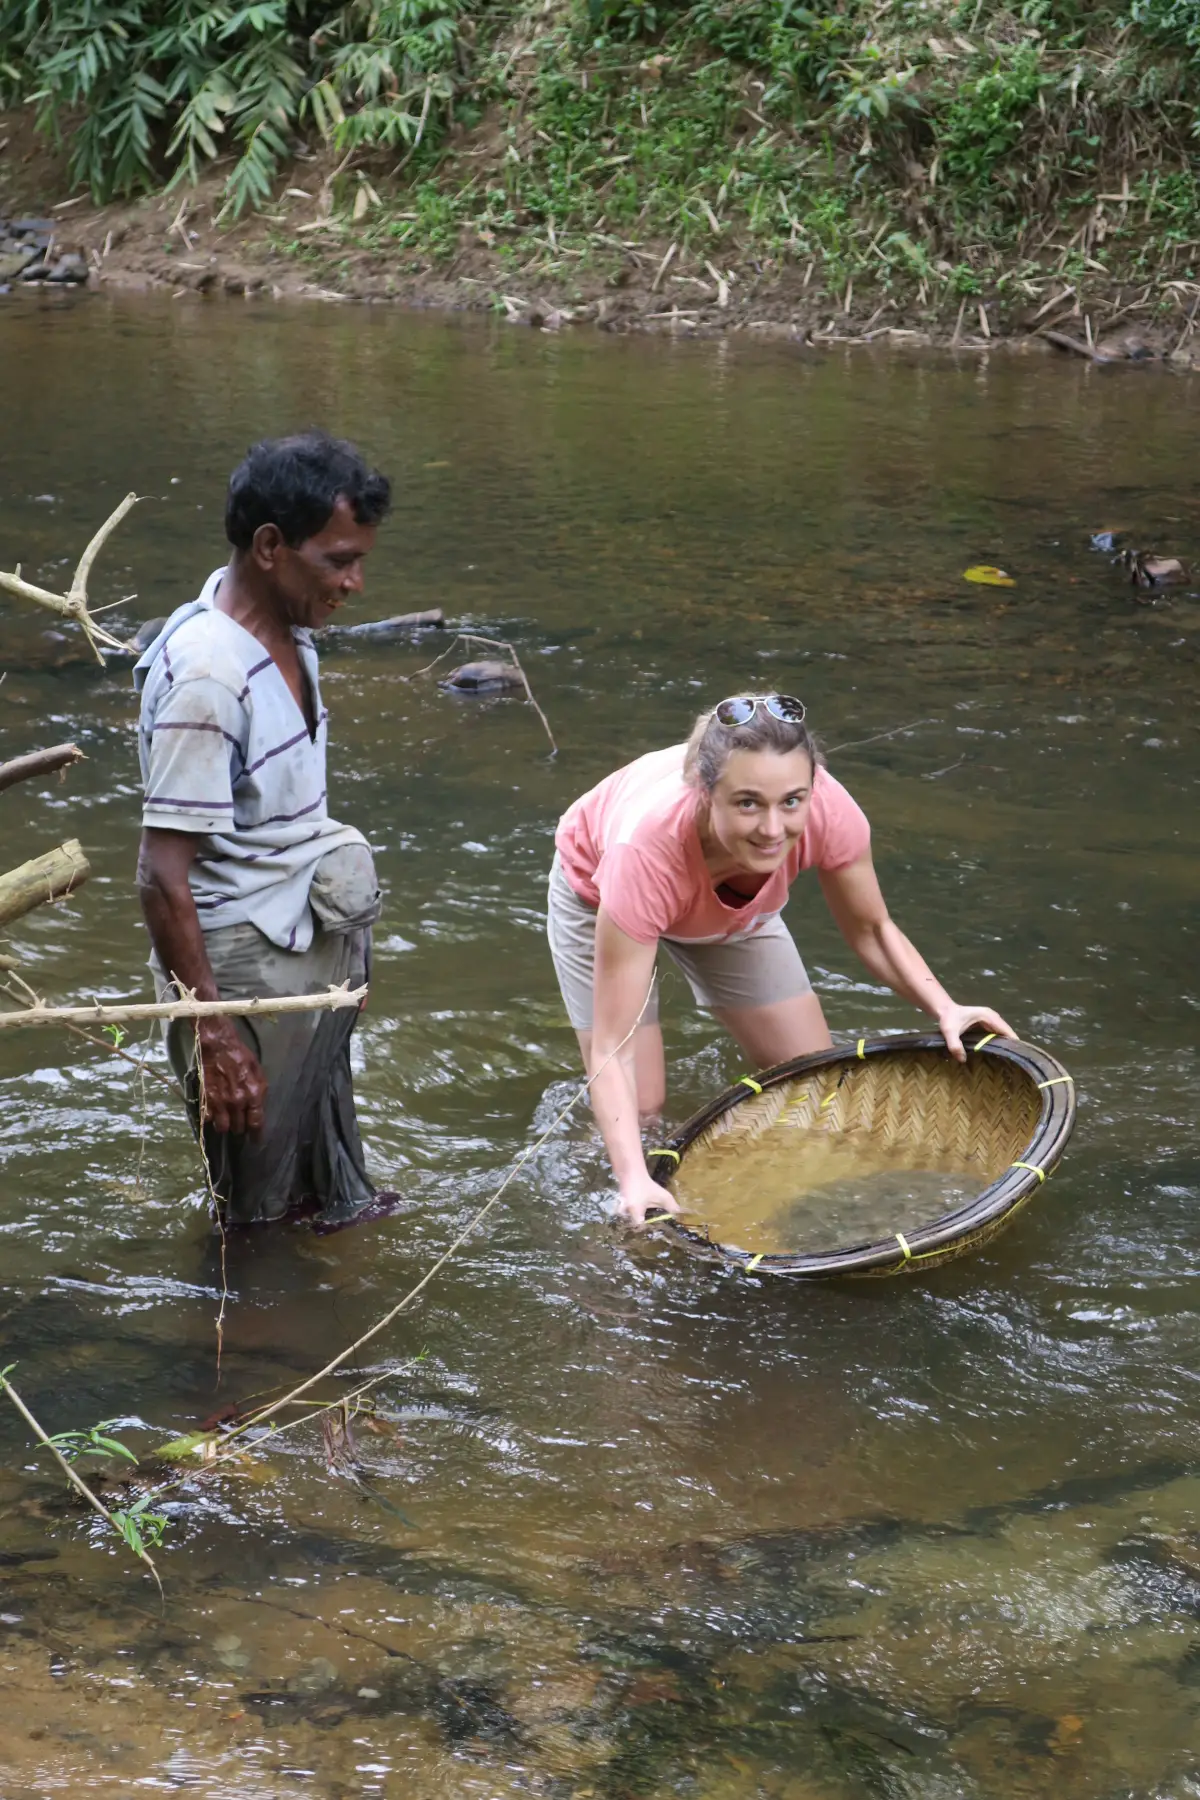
[5,1,1200,319]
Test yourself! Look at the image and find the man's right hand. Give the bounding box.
[196,1018,268,1136]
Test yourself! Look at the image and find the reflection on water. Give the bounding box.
[0,292,1198,1796]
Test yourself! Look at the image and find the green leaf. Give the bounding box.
[89,1432,139,1463]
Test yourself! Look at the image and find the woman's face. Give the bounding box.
[705,747,815,875]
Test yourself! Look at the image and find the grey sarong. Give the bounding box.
[152,844,382,1226]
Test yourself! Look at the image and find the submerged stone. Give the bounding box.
[441,659,523,693]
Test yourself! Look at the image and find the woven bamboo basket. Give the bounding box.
[648,1031,1076,1278]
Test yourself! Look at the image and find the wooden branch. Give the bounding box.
[0,840,91,930]
[1040,329,1116,364]
[70,492,139,608]
[0,983,368,1032]
[2,967,177,1089]
[0,494,141,662]
[0,743,84,797]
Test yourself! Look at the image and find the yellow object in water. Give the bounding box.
[963,565,1016,587]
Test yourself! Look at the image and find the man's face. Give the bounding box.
[257,496,378,630]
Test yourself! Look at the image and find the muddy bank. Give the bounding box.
[4,142,1198,368]
[29,191,1200,366]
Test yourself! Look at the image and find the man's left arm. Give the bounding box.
[138,673,267,1135]
[137,828,267,1137]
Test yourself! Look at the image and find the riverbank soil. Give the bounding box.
[3,1,1200,364]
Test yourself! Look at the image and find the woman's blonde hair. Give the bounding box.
[683,704,823,793]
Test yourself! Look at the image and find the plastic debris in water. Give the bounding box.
[963,565,1016,587]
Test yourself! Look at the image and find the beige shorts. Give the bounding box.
[547,854,812,1031]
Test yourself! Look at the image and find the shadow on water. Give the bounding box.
[0,296,1197,1794]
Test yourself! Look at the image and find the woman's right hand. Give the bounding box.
[616,1174,681,1228]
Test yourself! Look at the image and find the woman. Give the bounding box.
[548,694,1015,1224]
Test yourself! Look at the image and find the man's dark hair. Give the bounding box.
[225,431,391,551]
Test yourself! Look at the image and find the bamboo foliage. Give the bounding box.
[0,0,471,217]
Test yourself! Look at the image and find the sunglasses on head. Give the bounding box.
[713,693,807,728]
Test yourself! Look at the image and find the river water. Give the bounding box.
[0,292,1196,1798]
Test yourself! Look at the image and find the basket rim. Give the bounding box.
[649,1030,1077,1277]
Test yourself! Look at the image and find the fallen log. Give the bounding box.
[1040,329,1118,364]
[0,839,91,930]
[0,983,368,1032]
[0,742,83,796]
[319,608,445,641]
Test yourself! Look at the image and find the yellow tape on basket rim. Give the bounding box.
[746,1253,764,1272]
[894,1231,913,1262]
[1037,1075,1074,1089]
[856,1038,866,1059]
[972,1033,997,1051]
[738,1075,764,1094]
[647,1146,681,1164]
[1011,1160,1047,1183]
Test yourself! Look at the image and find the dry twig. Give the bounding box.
[826,717,939,756]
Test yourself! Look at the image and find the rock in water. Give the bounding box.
[0,247,39,282]
[441,660,524,693]
[45,254,88,286]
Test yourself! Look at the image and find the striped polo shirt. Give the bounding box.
[133,568,369,951]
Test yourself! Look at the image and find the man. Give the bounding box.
[134,431,395,1229]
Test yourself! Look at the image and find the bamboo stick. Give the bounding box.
[0,984,368,1032]
[0,840,90,929]
[0,743,84,796]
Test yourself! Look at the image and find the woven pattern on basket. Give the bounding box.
[683,1050,1040,1186]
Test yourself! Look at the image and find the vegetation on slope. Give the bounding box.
[4,1,1200,320]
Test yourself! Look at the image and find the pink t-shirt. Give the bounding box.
[555,744,870,946]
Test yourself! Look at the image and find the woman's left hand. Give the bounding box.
[936,1003,1016,1062]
